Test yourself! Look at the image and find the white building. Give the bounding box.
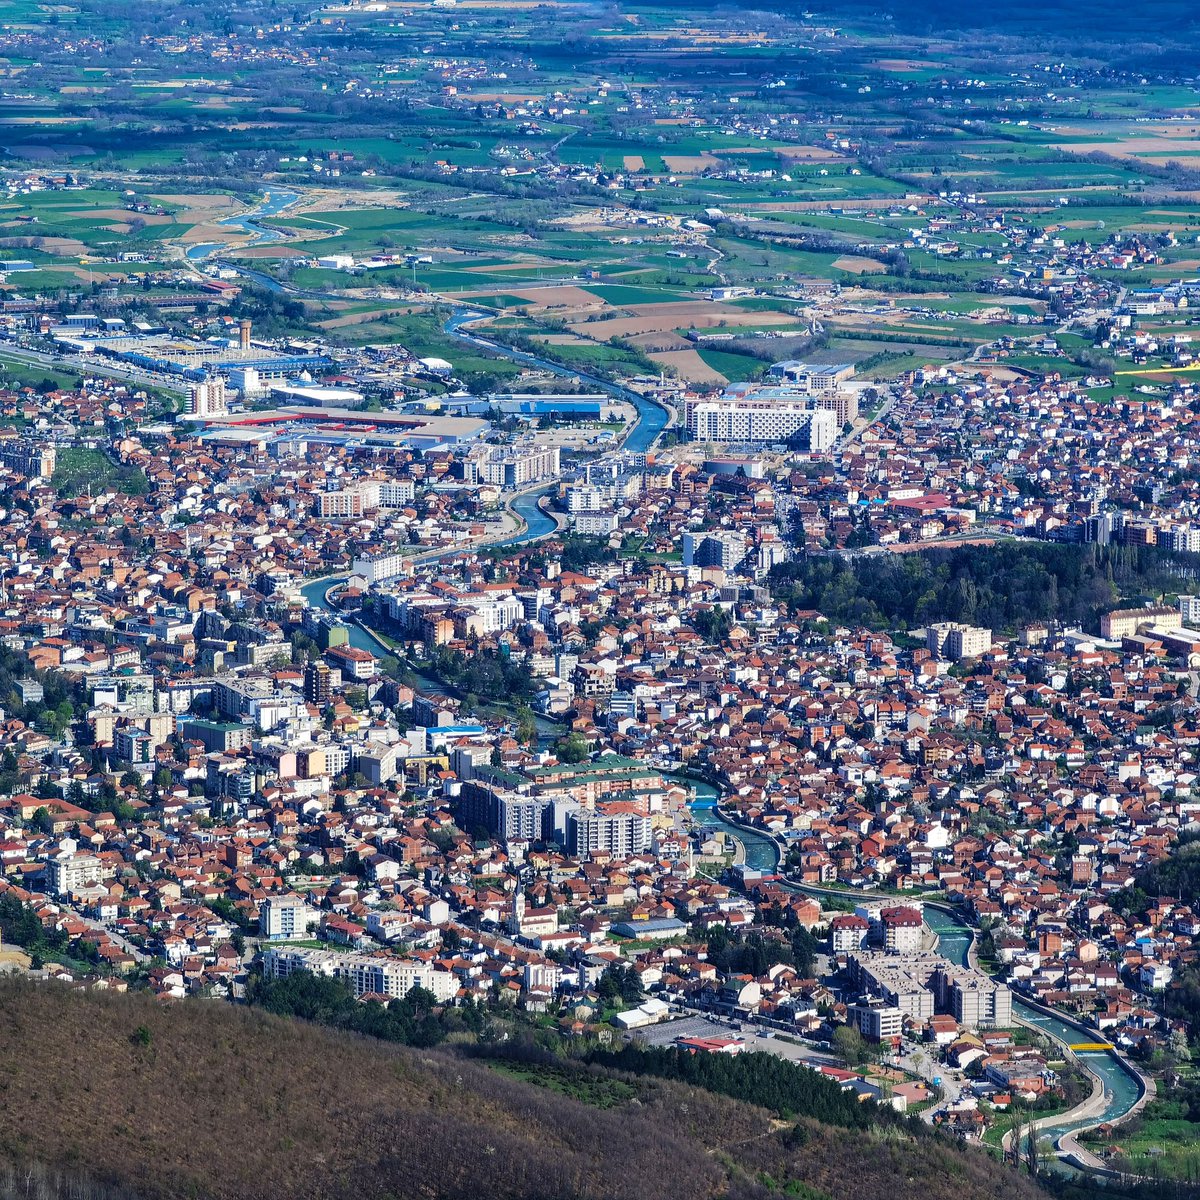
[188,377,227,418]
[926,622,992,661]
[688,398,837,448]
[352,551,409,585]
[259,895,319,941]
[48,841,106,896]
[563,805,652,859]
[574,510,619,536]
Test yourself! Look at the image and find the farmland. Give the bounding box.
[0,0,1196,395]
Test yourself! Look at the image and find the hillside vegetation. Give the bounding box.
[0,979,1050,1200]
[769,543,1189,634]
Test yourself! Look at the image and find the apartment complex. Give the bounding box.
[926,622,993,661]
[848,951,1012,1030]
[261,946,459,1002]
[682,530,748,571]
[0,439,56,481]
[687,397,838,449]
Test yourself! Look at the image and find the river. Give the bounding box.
[685,779,1144,1153]
[443,310,670,456]
[185,190,300,262]
[233,191,1142,1155]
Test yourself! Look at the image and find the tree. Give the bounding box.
[832,1023,867,1066]
[554,732,589,764]
[30,807,54,835]
[515,706,538,746]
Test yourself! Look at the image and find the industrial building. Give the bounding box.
[766,360,857,391]
[54,326,333,384]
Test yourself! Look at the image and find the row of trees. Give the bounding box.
[769,542,1189,633]
[584,1043,913,1130]
[699,924,819,981]
[247,968,487,1047]
[416,645,535,706]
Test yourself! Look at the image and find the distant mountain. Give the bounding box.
[672,0,1200,40]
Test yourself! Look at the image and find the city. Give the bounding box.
[0,2,1198,1200]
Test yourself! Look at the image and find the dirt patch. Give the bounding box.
[179,222,251,247]
[573,308,802,340]
[650,349,729,384]
[67,208,173,226]
[235,245,307,259]
[871,58,938,71]
[289,188,410,216]
[505,285,604,308]
[778,145,845,161]
[663,153,720,174]
[152,194,240,220]
[1054,135,1200,161]
[624,330,693,351]
[832,254,887,274]
[623,155,646,172]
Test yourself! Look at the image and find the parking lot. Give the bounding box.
[632,1012,838,1067]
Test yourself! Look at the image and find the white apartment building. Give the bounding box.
[564,806,652,859]
[479,444,561,489]
[574,511,620,536]
[188,377,227,418]
[378,480,416,508]
[926,621,992,661]
[688,399,837,449]
[1179,595,1200,627]
[48,842,106,896]
[352,551,409,585]
[259,895,319,940]
[262,946,459,1002]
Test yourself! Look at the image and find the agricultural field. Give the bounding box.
[0,0,1198,394]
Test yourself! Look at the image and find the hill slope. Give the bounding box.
[0,979,1048,1200]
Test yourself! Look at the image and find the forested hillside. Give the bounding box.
[0,979,1050,1200]
[769,544,1191,634]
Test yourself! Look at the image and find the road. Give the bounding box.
[76,914,150,964]
[0,340,189,396]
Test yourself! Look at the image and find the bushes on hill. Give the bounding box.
[769,543,1188,633]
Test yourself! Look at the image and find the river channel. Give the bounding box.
[260,187,1142,1160]
[687,777,1144,1150]
[185,190,300,262]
